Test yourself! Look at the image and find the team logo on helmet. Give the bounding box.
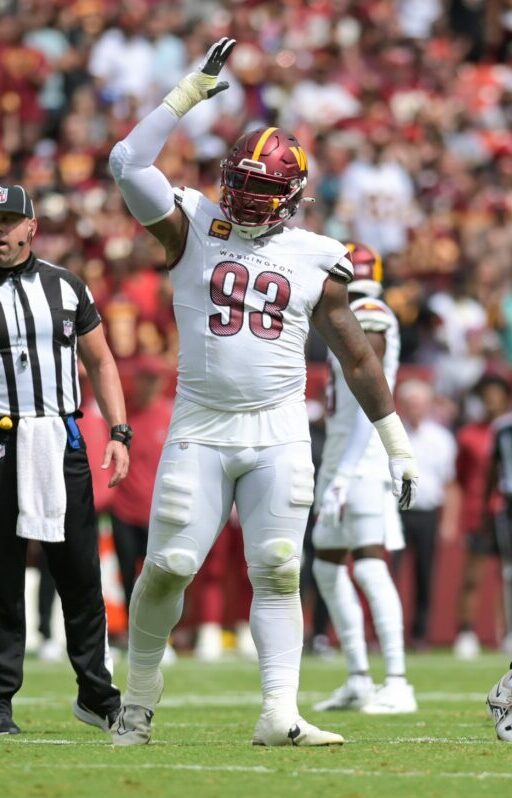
[220,127,308,238]
[343,241,383,297]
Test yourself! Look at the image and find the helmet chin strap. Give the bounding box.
[232,222,271,239]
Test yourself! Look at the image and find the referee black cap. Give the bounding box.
[0,184,35,219]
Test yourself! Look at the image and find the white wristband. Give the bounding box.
[163,72,218,118]
[373,411,414,459]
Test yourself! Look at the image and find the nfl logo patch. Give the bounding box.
[0,187,8,204]
[0,444,5,459]
[63,319,74,337]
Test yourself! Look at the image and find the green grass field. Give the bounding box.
[1,651,510,798]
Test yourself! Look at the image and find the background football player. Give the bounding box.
[108,39,418,746]
[312,242,417,715]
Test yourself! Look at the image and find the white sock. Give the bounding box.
[353,558,406,677]
[248,564,303,715]
[312,557,369,675]
[126,563,191,709]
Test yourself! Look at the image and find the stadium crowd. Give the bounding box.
[4,0,512,657]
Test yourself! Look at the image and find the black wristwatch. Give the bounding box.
[110,424,133,449]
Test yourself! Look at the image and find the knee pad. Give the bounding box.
[164,548,198,580]
[155,464,197,526]
[248,538,300,594]
[248,559,300,594]
[258,537,297,567]
[136,560,191,601]
[141,550,197,597]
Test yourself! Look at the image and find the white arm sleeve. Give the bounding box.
[109,104,179,226]
[335,404,375,476]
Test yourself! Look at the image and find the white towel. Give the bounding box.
[16,416,68,543]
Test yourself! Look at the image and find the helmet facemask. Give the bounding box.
[219,128,309,239]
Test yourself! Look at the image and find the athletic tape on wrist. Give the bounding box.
[373,411,414,459]
[163,73,218,117]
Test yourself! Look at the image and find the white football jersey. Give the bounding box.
[170,187,353,413]
[321,295,400,479]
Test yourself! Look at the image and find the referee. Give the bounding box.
[0,184,131,735]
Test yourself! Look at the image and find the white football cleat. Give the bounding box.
[252,712,344,746]
[111,704,154,746]
[487,669,512,742]
[111,669,164,746]
[360,678,417,715]
[313,675,375,711]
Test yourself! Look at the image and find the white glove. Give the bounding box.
[389,456,418,510]
[373,412,419,510]
[164,37,236,118]
[319,473,350,527]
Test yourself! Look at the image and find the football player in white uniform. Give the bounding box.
[108,39,418,746]
[312,243,417,715]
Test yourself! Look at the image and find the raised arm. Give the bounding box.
[312,277,418,509]
[109,38,236,262]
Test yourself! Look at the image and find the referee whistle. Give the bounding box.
[0,416,13,430]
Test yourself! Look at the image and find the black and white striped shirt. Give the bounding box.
[0,254,101,418]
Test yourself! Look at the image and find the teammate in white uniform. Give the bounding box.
[312,242,417,714]
[107,39,418,746]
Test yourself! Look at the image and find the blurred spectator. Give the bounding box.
[338,132,420,257]
[453,373,512,659]
[88,1,156,109]
[394,379,458,649]
[428,274,497,398]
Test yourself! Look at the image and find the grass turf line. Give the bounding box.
[0,651,508,798]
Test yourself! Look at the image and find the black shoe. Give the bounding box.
[0,715,20,735]
[73,699,120,732]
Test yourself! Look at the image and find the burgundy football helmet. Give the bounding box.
[343,241,383,297]
[220,127,308,238]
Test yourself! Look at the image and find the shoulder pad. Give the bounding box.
[351,297,394,332]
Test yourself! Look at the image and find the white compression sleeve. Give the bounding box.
[336,404,375,476]
[109,104,179,226]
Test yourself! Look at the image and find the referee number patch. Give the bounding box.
[208,219,232,240]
